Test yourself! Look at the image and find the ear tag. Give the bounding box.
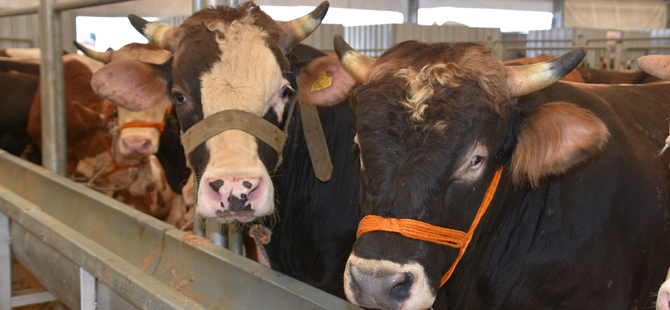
[311,71,332,92]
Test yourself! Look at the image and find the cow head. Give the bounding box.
[333,37,609,310]
[82,42,172,157]
[115,2,332,223]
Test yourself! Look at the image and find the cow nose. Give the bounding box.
[121,137,152,155]
[204,177,263,215]
[348,264,413,309]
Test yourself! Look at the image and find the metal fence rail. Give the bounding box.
[0,150,358,309]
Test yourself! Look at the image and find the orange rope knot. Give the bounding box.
[355,167,504,288]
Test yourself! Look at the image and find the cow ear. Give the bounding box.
[511,102,610,187]
[91,59,168,111]
[296,54,357,106]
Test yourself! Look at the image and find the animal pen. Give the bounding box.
[3,0,670,308]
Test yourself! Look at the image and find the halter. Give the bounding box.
[179,95,333,181]
[356,166,504,288]
[118,104,173,134]
[98,134,147,179]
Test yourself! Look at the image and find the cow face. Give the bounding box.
[86,43,172,157]
[126,2,329,223]
[334,37,608,310]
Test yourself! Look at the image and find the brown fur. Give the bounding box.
[511,101,610,187]
[374,43,509,120]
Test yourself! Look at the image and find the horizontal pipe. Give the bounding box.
[586,37,670,45]
[505,46,607,51]
[0,186,205,310]
[624,45,670,50]
[0,37,35,47]
[0,0,131,17]
[494,39,574,44]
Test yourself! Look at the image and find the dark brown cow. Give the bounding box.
[0,70,40,161]
[332,36,670,309]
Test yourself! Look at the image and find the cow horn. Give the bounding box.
[128,14,177,51]
[73,41,113,64]
[506,47,586,97]
[277,1,329,52]
[333,34,374,83]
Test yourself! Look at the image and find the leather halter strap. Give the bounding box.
[356,166,504,288]
[179,96,333,180]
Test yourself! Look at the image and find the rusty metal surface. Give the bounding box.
[0,150,360,309]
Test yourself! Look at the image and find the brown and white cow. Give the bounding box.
[332,36,670,309]
[26,45,189,228]
[103,2,364,297]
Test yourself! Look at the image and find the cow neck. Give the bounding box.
[118,104,173,134]
[356,166,504,288]
[180,95,333,181]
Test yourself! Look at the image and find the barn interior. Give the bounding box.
[0,0,670,309]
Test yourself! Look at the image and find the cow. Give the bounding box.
[0,70,40,162]
[331,36,670,309]
[575,66,660,84]
[100,2,361,297]
[26,46,189,228]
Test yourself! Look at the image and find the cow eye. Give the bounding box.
[173,92,187,104]
[469,155,484,168]
[280,85,294,99]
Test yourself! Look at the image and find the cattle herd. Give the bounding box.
[3,1,670,309]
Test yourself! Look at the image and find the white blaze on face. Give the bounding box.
[196,20,290,222]
[658,268,670,310]
[116,98,171,157]
[344,254,436,310]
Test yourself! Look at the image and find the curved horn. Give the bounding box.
[73,41,113,64]
[128,14,177,51]
[507,47,586,97]
[277,1,329,51]
[333,34,374,83]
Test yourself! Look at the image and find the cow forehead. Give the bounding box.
[112,43,170,64]
[198,21,285,117]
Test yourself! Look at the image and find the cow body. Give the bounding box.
[333,40,670,309]
[0,71,40,161]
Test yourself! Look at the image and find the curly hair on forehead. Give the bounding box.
[391,44,510,122]
[178,2,284,40]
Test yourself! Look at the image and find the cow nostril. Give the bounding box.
[209,179,224,192]
[242,180,252,189]
[389,273,413,302]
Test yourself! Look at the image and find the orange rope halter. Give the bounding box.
[117,104,173,133]
[98,135,146,179]
[356,166,504,288]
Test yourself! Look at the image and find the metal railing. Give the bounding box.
[0,150,356,309]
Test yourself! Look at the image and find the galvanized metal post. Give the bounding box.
[39,0,67,176]
[79,267,96,310]
[0,212,10,310]
[192,0,229,13]
[407,0,418,24]
[210,223,228,248]
[552,0,564,28]
[229,224,243,255]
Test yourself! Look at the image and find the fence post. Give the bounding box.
[39,0,67,176]
[79,268,96,310]
[0,212,10,310]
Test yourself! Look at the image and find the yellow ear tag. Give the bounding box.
[311,71,332,92]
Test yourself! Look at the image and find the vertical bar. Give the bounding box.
[211,223,228,248]
[0,212,10,310]
[229,225,243,255]
[39,0,67,176]
[193,215,205,237]
[407,0,418,24]
[79,267,96,310]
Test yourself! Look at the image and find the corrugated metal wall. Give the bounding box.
[344,24,501,57]
[527,27,609,68]
[0,11,77,53]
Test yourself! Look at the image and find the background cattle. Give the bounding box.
[659,268,670,310]
[332,36,670,309]
[0,71,40,162]
[106,2,362,297]
[24,43,190,228]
